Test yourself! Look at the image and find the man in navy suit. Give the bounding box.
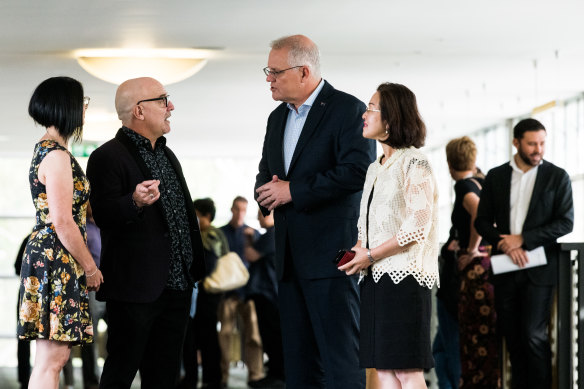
[475,118,573,389]
[255,35,376,389]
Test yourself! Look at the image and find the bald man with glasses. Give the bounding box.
[86,77,205,389]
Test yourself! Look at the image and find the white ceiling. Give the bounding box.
[2,0,584,158]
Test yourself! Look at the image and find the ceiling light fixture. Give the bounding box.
[74,48,214,85]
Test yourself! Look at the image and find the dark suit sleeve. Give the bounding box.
[522,169,574,250]
[290,100,375,211]
[475,170,503,247]
[255,123,274,216]
[86,145,143,229]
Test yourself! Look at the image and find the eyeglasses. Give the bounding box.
[136,95,170,107]
[83,96,90,109]
[365,107,381,113]
[263,66,303,78]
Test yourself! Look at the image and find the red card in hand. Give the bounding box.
[333,249,355,268]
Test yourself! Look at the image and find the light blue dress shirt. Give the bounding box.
[283,79,325,175]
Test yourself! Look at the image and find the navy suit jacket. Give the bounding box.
[475,159,574,285]
[86,129,205,303]
[255,81,376,280]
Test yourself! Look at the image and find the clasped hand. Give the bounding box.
[498,234,529,268]
[256,175,291,211]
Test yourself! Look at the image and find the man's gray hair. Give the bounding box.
[270,35,321,79]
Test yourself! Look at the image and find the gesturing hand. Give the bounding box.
[133,180,161,208]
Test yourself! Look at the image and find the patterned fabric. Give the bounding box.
[17,140,93,344]
[458,255,500,388]
[122,127,193,290]
[357,147,439,288]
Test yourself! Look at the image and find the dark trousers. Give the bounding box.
[17,339,30,387]
[181,289,222,388]
[99,289,191,389]
[250,294,285,380]
[495,271,554,389]
[432,299,460,389]
[278,272,364,389]
[82,291,108,387]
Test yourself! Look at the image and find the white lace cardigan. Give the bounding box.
[357,147,439,289]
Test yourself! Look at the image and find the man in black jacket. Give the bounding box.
[475,118,574,389]
[86,77,205,389]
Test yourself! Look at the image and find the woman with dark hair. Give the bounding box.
[17,76,103,389]
[340,83,438,388]
[443,136,499,388]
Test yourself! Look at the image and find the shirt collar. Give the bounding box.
[122,126,166,150]
[286,79,325,113]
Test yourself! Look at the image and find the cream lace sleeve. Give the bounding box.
[395,157,435,247]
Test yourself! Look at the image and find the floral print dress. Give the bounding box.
[17,140,93,344]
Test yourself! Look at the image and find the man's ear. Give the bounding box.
[133,105,144,121]
[300,65,310,81]
[512,137,519,149]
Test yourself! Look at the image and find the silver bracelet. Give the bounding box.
[86,267,98,277]
[367,249,375,265]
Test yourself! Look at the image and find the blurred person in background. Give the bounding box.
[476,118,574,389]
[219,196,264,387]
[442,136,499,388]
[178,197,227,389]
[243,210,285,388]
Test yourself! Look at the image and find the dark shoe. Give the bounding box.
[248,376,285,388]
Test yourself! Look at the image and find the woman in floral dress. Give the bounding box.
[17,77,103,389]
[445,136,499,388]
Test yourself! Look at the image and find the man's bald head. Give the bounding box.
[115,77,162,125]
[114,77,173,146]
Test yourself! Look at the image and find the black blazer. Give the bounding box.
[255,81,376,280]
[86,129,205,303]
[475,159,574,285]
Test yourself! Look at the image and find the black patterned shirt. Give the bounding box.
[123,126,193,290]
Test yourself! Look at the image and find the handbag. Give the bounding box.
[202,252,249,293]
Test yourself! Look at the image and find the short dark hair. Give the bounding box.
[232,196,248,207]
[376,83,426,149]
[193,198,216,222]
[513,118,546,140]
[28,77,85,143]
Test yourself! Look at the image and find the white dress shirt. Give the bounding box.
[509,155,540,235]
[283,79,325,175]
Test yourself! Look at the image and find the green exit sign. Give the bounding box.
[71,143,98,157]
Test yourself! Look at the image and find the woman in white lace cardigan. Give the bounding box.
[339,83,439,389]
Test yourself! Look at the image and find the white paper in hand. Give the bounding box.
[491,246,547,275]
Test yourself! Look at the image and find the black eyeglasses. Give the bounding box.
[263,66,303,78]
[136,95,170,107]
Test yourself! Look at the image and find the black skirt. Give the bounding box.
[359,273,434,370]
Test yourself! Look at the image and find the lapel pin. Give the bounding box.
[320,102,326,106]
